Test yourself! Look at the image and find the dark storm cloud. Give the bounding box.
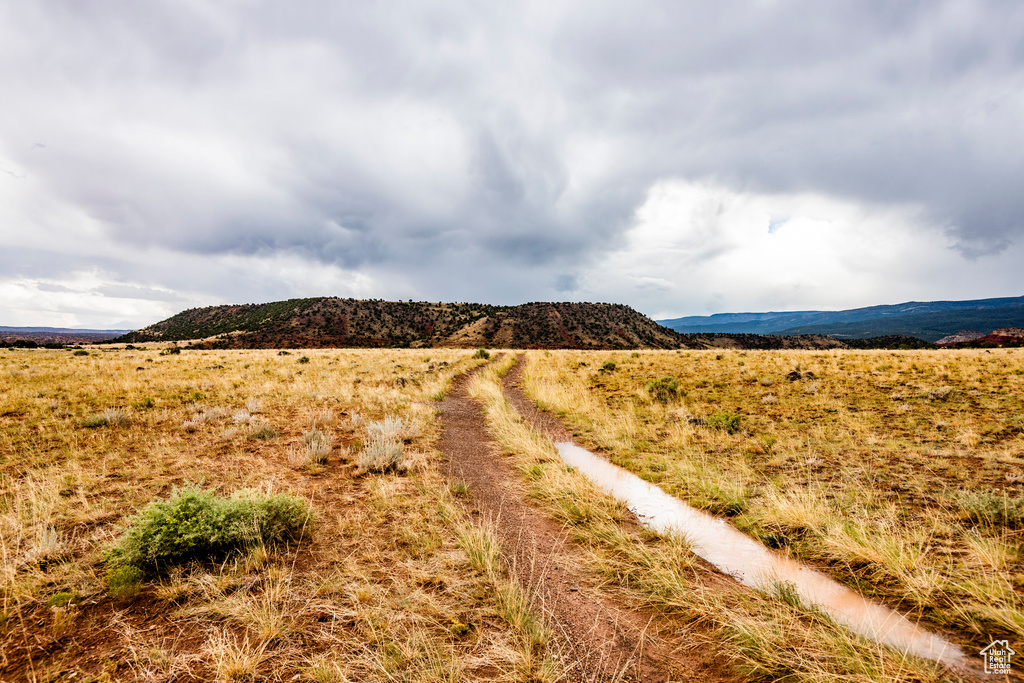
[1,0,1023,325]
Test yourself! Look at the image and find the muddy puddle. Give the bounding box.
[555,441,974,670]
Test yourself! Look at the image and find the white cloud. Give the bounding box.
[586,179,1023,319]
[1,2,1023,328]
[0,249,380,329]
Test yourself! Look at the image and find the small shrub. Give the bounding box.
[357,435,405,473]
[297,356,310,364]
[183,410,209,430]
[1003,415,1024,435]
[27,526,66,562]
[159,346,181,356]
[366,415,418,442]
[107,565,144,600]
[706,412,742,434]
[289,437,341,471]
[246,421,277,440]
[601,361,616,372]
[472,348,490,360]
[82,407,130,428]
[646,376,680,403]
[106,488,312,572]
[46,591,82,608]
[82,414,108,428]
[303,429,333,464]
[303,428,326,446]
[72,349,89,357]
[286,446,305,469]
[929,386,957,401]
[956,492,1024,528]
[449,621,473,637]
[103,407,130,426]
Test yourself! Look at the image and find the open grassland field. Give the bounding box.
[521,349,1024,654]
[472,358,962,681]
[0,347,559,682]
[4,344,1016,682]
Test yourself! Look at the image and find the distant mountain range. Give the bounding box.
[0,326,131,334]
[0,326,130,344]
[657,296,1024,342]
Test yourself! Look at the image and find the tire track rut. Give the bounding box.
[439,359,731,682]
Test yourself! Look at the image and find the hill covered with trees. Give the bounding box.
[115,298,689,350]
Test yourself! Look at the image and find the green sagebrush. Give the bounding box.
[956,491,1024,528]
[106,565,144,600]
[706,412,742,435]
[106,487,312,572]
[645,376,679,403]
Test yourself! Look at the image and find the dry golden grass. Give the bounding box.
[471,355,964,682]
[0,345,554,681]
[520,348,1024,652]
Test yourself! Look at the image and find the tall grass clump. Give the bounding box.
[245,420,278,440]
[366,415,418,441]
[106,487,312,573]
[82,406,130,428]
[289,429,335,470]
[302,429,333,463]
[357,434,405,473]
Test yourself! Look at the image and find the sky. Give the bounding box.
[1,1,1023,329]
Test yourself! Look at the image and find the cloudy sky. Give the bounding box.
[2,1,1023,329]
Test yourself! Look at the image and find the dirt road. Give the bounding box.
[438,359,729,682]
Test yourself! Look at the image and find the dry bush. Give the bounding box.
[83,406,130,428]
[245,420,277,440]
[356,434,405,473]
[303,429,333,463]
[366,415,419,442]
[289,429,335,469]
